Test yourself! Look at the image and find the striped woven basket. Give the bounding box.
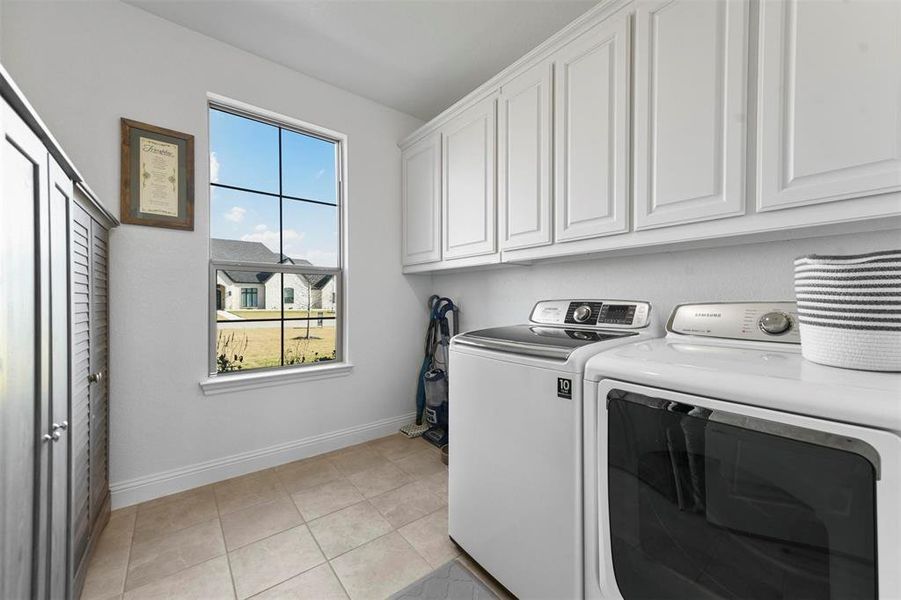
[794,250,901,372]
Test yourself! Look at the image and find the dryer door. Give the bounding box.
[592,380,901,600]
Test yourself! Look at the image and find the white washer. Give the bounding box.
[583,302,901,600]
[449,299,657,599]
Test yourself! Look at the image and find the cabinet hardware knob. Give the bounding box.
[88,371,103,383]
[42,431,61,443]
[52,421,68,432]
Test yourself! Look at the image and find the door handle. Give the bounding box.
[88,371,103,384]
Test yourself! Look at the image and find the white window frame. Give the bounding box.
[200,94,351,395]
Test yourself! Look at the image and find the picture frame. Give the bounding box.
[120,118,194,230]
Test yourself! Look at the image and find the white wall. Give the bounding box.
[432,229,901,333]
[2,1,429,506]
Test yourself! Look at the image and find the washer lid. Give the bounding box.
[454,324,636,361]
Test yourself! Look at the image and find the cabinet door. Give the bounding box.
[757,0,901,211]
[442,94,497,260]
[499,61,553,250]
[48,159,72,600]
[70,202,93,592]
[90,220,110,522]
[402,133,442,265]
[0,98,48,600]
[554,12,630,242]
[634,0,748,229]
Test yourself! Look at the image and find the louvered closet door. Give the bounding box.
[70,203,92,576]
[90,220,110,520]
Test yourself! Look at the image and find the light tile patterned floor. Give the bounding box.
[81,434,469,600]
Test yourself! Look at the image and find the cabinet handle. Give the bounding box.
[52,421,68,432]
[88,371,103,383]
[42,432,60,443]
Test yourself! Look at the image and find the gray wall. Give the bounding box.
[432,229,901,332]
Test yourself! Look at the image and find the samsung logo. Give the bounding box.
[693,312,722,318]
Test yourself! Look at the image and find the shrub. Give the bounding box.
[217,331,248,373]
[285,340,336,365]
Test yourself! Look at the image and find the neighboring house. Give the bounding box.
[212,239,336,312]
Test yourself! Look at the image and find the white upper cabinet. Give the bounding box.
[553,10,631,243]
[398,0,901,272]
[757,0,901,211]
[498,61,553,251]
[633,0,749,230]
[442,93,498,260]
[401,132,442,266]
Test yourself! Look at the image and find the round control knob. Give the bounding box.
[573,305,593,323]
[758,312,791,335]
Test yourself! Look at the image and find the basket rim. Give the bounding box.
[795,249,901,264]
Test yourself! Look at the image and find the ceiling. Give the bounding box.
[124,0,597,120]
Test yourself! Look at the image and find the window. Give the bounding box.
[240,288,259,308]
[209,103,343,375]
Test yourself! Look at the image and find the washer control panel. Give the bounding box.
[667,302,800,343]
[530,300,651,329]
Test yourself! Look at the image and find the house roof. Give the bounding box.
[212,238,284,264]
[212,238,333,289]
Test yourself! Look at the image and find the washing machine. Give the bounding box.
[583,302,901,600]
[448,299,657,599]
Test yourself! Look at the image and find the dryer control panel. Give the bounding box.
[530,300,651,329]
[667,302,800,343]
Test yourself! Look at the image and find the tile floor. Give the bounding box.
[80,434,493,600]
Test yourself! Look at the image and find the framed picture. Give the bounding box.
[120,118,194,230]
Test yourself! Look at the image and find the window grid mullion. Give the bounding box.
[210,182,337,208]
[211,261,339,275]
[278,128,285,366]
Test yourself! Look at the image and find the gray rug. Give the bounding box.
[390,559,498,600]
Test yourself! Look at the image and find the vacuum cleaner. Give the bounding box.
[400,295,458,449]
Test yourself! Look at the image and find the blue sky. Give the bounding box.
[209,108,338,266]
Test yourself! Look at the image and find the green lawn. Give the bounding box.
[223,309,336,320]
[216,324,337,371]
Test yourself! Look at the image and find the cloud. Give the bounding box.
[241,225,304,255]
[210,152,220,183]
[224,206,246,223]
[299,248,338,267]
[283,229,303,242]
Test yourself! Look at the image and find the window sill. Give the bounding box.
[199,362,354,396]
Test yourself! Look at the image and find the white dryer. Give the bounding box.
[449,299,657,599]
[583,302,901,600]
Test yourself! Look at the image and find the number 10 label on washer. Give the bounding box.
[557,378,572,399]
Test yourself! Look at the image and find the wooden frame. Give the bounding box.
[120,118,194,230]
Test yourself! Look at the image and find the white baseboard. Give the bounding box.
[110,412,417,509]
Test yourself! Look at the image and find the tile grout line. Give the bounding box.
[394,503,457,569]
[315,486,446,567]
[119,508,139,596]
[221,500,306,553]
[325,561,354,600]
[304,513,354,600]
[212,486,241,600]
[236,522,332,599]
